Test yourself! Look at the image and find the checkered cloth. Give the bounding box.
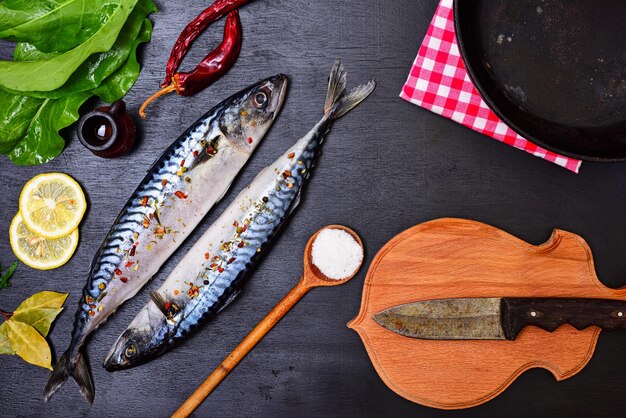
[400,0,581,173]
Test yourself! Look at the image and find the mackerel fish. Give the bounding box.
[44,75,288,403]
[103,61,375,370]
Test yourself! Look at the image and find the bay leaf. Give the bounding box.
[13,291,68,312]
[0,322,15,355]
[6,320,52,369]
[11,307,64,337]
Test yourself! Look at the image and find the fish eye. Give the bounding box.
[124,343,137,359]
[253,92,268,108]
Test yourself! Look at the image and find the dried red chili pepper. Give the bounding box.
[140,10,243,118]
[162,0,251,88]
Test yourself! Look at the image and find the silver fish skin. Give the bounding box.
[104,61,375,370]
[43,75,288,404]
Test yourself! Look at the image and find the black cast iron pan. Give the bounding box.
[454,0,626,161]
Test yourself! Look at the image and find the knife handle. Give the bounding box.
[501,298,626,340]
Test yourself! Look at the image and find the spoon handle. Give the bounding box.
[172,279,311,418]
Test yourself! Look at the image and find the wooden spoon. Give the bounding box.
[172,225,364,418]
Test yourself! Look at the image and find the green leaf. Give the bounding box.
[0,322,15,355]
[0,0,154,165]
[0,0,138,92]
[7,0,157,99]
[6,320,52,369]
[0,91,44,153]
[0,0,119,53]
[0,261,19,290]
[6,93,91,165]
[94,17,154,103]
[12,42,59,62]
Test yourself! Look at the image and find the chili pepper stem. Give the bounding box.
[139,84,177,119]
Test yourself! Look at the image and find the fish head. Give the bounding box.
[219,74,288,149]
[103,303,170,371]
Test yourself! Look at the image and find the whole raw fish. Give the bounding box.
[44,75,288,403]
[103,61,375,370]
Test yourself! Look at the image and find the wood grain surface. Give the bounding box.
[349,218,626,409]
[0,1,626,417]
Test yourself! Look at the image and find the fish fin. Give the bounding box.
[44,349,95,404]
[149,291,169,316]
[73,351,95,404]
[217,289,242,314]
[43,351,70,403]
[324,60,347,114]
[324,60,376,120]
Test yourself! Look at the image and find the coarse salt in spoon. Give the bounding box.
[172,225,364,418]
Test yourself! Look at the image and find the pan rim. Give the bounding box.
[453,0,626,163]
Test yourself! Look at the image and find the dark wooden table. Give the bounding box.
[1,1,625,417]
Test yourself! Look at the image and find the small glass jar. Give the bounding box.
[77,100,137,158]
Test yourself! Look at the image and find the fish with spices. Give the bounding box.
[103,61,375,370]
[44,75,288,403]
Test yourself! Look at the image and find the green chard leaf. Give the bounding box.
[94,17,154,103]
[8,0,156,99]
[12,42,59,61]
[0,322,15,355]
[0,261,19,290]
[6,93,91,165]
[0,0,154,165]
[0,0,118,53]
[0,0,139,92]
[0,91,44,153]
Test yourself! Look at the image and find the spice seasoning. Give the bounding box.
[140,10,243,118]
[161,0,250,87]
[311,229,363,280]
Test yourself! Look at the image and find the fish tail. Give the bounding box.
[324,60,376,120]
[43,349,95,404]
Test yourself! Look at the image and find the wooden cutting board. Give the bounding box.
[348,218,626,409]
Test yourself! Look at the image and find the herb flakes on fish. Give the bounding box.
[43,75,288,404]
[103,60,374,370]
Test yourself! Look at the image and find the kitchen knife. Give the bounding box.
[372,298,626,340]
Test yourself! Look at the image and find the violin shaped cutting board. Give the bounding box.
[348,218,626,409]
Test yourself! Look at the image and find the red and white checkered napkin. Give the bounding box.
[400,0,582,173]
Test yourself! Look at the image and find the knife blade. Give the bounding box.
[372,298,626,340]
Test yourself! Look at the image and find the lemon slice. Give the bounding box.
[19,172,86,239]
[9,213,79,270]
